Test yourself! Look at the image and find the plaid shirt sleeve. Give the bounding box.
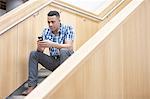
[41,27,49,40]
[65,26,75,41]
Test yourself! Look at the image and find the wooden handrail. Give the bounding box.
[97,0,125,20]
[0,0,124,35]
[51,0,101,21]
[0,0,53,35]
[52,0,125,21]
[25,0,144,98]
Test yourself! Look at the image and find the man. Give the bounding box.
[22,11,75,95]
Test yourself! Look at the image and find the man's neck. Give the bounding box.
[52,28,60,36]
[53,24,61,35]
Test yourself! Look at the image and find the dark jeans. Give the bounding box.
[28,48,74,87]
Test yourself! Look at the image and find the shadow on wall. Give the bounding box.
[0,0,28,16]
[6,0,28,11]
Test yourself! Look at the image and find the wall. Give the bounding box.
[40,0,149,98]
[0,0,132,98]
[0,4,99,98]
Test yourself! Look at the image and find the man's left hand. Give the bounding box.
[38,40,55,48]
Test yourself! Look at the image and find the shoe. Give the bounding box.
[21,86,35,96]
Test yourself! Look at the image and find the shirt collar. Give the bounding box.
[51,23,62,36]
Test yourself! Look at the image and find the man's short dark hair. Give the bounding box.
[47,11,60,17]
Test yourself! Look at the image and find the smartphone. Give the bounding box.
[38,36,43,41]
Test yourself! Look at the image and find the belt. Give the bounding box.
[52,55,60,59]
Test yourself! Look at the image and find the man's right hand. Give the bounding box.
[37,41,45,52]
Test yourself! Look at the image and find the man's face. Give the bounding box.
[47,16,60,33]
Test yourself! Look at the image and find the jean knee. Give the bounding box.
[30,51,38,59]
[59,48,74,56]
[60,48,69,53]
[60,48,72,56]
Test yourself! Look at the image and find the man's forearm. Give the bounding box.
[52,43,73,50]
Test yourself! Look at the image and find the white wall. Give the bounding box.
[61,0,110,11]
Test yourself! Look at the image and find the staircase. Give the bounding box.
[6,69,52,99]
[1,0,150,98]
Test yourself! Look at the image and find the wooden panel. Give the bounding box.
[98,0,131,29]
[25,0,150,98]
[46,0,150,99]
[73,13,98,50]
[50,0,149,98]
[0,0,131,98]
[0,4,99,98]
[97,0,125,18]
[32,6,50,69]
[75,16,98,49]
[0,26,18,98]
[44,0,150,98]
[122,0,150,98]
[16,16,35,86]
[45,24,124,99]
